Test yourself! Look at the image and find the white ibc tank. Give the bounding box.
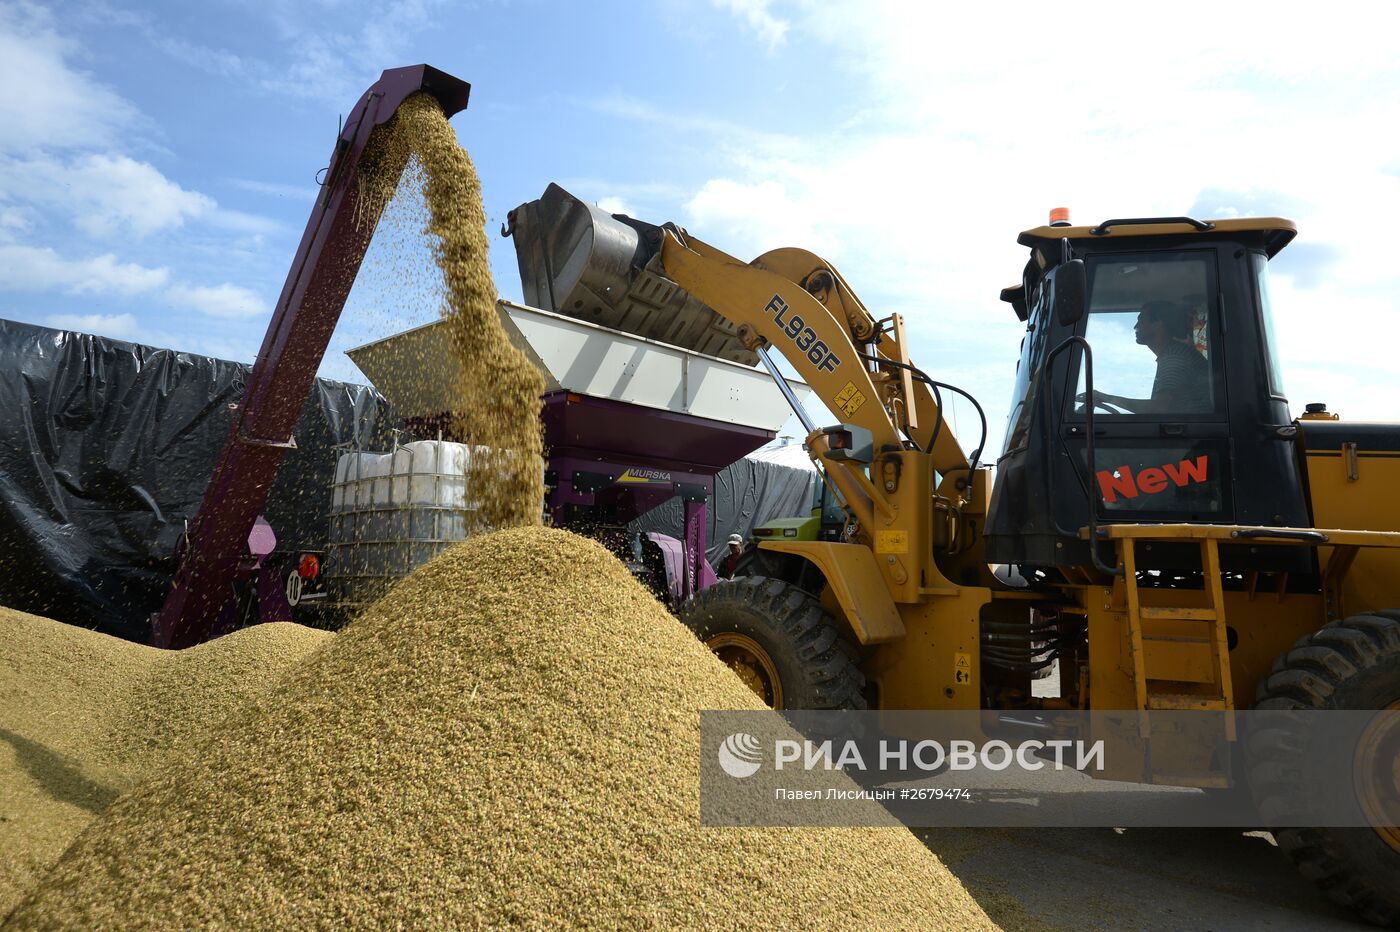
[325,440,476,605]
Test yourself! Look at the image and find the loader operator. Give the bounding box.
[1083,299,1211,414]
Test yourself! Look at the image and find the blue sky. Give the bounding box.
[2,0,1397,455]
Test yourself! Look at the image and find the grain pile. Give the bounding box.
[0,608,329,916]
[6,528,993,929]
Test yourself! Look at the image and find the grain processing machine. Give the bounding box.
[338,298,809,607]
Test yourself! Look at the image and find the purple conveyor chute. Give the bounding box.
[151,65,472,649]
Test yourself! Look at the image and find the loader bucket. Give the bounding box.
[504,183,758,366]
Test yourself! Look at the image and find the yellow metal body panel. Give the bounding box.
[1091,523,1400,546]
[1303,448,1400,619]
[757,541,905,644]
[1096,521,1400,628]
[1080,584,1325,711]
[750,246,880,343]
[866,588,992,710]
[874,530,908,554]
[660,233,902,450]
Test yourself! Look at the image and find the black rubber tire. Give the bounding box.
[1247,610,1400,928]
[680,576,866,710]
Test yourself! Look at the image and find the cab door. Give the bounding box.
[1063,248,1233,527]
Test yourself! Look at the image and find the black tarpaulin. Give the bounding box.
[0,319,397,641]
[630,453,818,564]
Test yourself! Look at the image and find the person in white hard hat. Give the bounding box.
[716,533,745,579]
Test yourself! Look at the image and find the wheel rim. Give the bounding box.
[706,633,783,709]
[1354,700,1400,854]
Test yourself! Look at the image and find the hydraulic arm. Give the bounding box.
[151,65,471,648]
[659,230,974,600]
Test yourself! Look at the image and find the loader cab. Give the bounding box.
[985,216,1310,574]
[750,474,846,543]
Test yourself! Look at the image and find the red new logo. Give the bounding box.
[1096,455,1209,504]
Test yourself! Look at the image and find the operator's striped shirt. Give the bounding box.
[1151,340,1212,413]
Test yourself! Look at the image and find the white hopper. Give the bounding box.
[344,299,810,432]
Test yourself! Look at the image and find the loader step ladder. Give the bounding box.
[1119,536,1235,739]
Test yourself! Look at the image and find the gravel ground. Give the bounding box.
[924,823,1365,930]
[957,660,1371,930]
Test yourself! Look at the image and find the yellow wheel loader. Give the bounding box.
[651,214,1400,925]
[503,187,1397,922]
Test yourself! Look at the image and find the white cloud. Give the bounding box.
[150,1,451,107]
[150,32,250,79]
[70,154,214,237]
[166,282,267,318]
[0,206,32,239]
[227,178,318,201]
[0,3,142,153]
[634,2,1400,450]
[0,9,264,248]
[84,0,452,113]
[591,94,791,151]
[0,245,169,295]
[712,0,789,47]
[207,208,283,237]
[44,312,140,339]
[0,153,216,238]
[684,178,837,258]
[594,196,635,217]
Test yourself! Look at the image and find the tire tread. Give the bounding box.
[1249,612,1400,927]
[682,576,867,710]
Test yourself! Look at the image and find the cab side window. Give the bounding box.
[1075,253,1221,417]
[1002,276,1053,453]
